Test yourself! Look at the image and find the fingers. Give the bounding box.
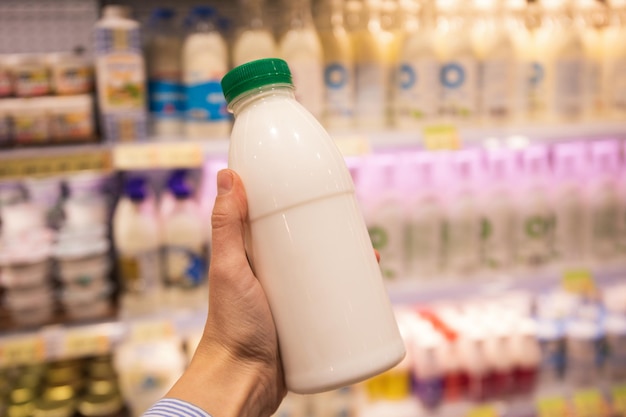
[210,169,250,276]
[375,249,380,263]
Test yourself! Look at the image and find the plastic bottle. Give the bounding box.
[552,142,588,266]
[352,0,393,129]
[233,0,278,66]
[412,335,446,410]
[112,176,162,317]
[279,0,325,120]
[221,58,405,393]
[586,140,621,262]
[314,0,355,129]
[146,8,184,137]
[94,5,148,142]
[565,319,605,388]
[515,146,555,269]
[434,0,478,123]
[183,6,230,139]
[161,170,207,310]
[603,0,626,119]
[481,149,517,272]
[394,2,440,128]
[472,0,516,125]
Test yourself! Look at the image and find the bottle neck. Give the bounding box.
[229,84,295,116]
[286,0,315,30]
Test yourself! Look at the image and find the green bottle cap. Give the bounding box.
[221,58,292,106]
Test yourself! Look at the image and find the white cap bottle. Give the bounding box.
[221,58,405,394]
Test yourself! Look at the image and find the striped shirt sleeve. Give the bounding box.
[143,398,212,417]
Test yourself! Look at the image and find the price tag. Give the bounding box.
[562,269,597,296]
[467,405,498,417]
[0,336,45,367]
[537,396,569,417]
[334,135,371,156]
[63,329,111,359]
[130,320,174,342]
[612,385,626,417]
[573,389,609,417]
[0,149,111,180]
[423,125,461,150]
[113,143,204,170]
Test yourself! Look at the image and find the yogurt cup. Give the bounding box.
[0,260,50,289]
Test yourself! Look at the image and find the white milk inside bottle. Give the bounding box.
[434,0,478,123]
[233,0,278,66]
[314,0,355,129]
[603,0,626,119]
[279,0,324,120]
[113,176,163,317]
[221,58,405,393]
[183,6,230,139]
[161,170,207,310]
[146,8,184,137]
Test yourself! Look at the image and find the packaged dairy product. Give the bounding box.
[314,0,355,129]
[146,8,184,137]
[279,0,325,120]
[94,5,148,142]
[233,0,278,66]
[46,52,93,95]
[113,176,162,317]
[183,6,230,139]
[221,58,405,393]
[7,54,51,98]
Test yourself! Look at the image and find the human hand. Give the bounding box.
[167,169,285,417]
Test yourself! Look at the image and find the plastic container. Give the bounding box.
[10,98,49,145]
[56,252,110,286]
[61,281,112,320]
[46,52,93,95]
[48,95,94,142]
[0,99,12,146]
[0,260,50,289]
[221,58,405,393]
[7,54,51,97]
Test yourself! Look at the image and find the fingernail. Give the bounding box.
[217,170,233,195]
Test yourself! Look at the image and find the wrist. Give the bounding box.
[166,339,280,417]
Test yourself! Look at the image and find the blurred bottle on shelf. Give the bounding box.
[279,0,325,120]
[314,0,356,129]
[183,6,230,139]
[603,0,626,120]
[94,5,148,143]
[146,8,184,138]
[233,0,278,66]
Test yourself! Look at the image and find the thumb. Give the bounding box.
[210,169,250,275]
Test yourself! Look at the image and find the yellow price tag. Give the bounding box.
[0,150,111,180]
[0,336,45,367]
[573,389,609,417]
[537,396,569,417]
[612,385,626,417]
[467,405,498,417]
[130,320,174,342]
[113,143,204,170]
[334,135,371,156]
[63,330,110,358]
[423,125,461,150]
[562,269,597,296]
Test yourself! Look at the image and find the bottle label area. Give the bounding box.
[149,79,184,119]
[185,80,229,122]
[164,246,206,288]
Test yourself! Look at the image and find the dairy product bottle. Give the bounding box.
[221,58,405,393]
[94,5,148,142]
[314,0,355,129]
[146,8,184,138]
[161,170,207,310]
[535,0,586,122]
[434,0,478,123]
[603,0,626,119]
[472,0,516,125]
[233,0,278,66]
[279,0,325,120]
[395,3,440,128]
[113,176,163,317]
[352,0,393,129]
[183,6,230,139]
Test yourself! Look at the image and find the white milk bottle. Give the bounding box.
[233,0,278,66]
[434,0,478,123]
[221,58,405,393]
[113,176,163,317]
[183,6,230,139]
[161,170,207,310]
[395,2,440,128]
[352,0,393,129]
[279,0,325,120]
[603,0,626,119]
[472,0,516,125]
[314,0,355,129]
[94,5,148,142]
[146,8,184,137]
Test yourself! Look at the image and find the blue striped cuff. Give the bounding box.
[143,398,212,417]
